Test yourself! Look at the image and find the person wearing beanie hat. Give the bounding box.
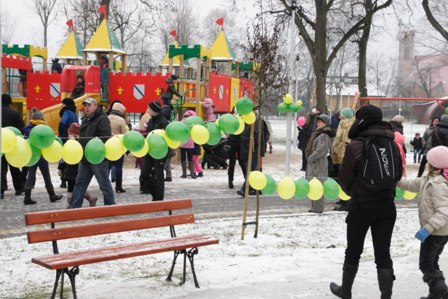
[161,74,182,106]
[418,116,441,177]
[397,145,448,299]
[331,104,402,298]
[58,97,78,189]
[22,110,63,205]
[432,114,448,148]
[140,98,170,201]
[304,113,335,213]
[1,94,25,199]
[331,108,356,211]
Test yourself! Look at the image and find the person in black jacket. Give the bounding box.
[432,114,448,147]
[1,94,25,199]
[140,101,169,201]
[330,105,402,299]
[71,75,85,99]
[227,133,246,189]
[161,75,182,106]
[297,114,312,171]
[410,132,424,163]
[69,98,115,208]
[51,58,63,74]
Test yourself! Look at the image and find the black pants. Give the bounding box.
[180,148,194,163]
[228,147,245,183]
[1,156,23,194]
[301,150,307,171]
[418,155,428,177]
[25,163,53,190]
[141,155,165,201]
[420,235,448,277]
[344,200,396,269]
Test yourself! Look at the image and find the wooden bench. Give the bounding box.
[25,199,219,299]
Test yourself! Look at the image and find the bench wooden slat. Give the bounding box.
[27,213,195,244]
[32,234,219,270]
[25,200,192,225]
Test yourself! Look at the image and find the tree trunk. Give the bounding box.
[358,1,372,106]
[314,1,328,112]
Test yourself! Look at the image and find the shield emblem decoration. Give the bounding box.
[133,84,145,100]
[50,83,60,98]
[218,85,224,100]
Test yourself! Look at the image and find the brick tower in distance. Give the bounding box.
[397,30,415,81]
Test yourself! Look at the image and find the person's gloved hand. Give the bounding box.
[415,227,430,242]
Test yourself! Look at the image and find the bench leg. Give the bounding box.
[166,250,181,282]
[65,266,79,299]
[50,270,63,299]
[187,248,200,288]
[181,249,187,285]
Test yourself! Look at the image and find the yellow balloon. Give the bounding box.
[62,139,83,165]
[1,128,17,153]
[249,171,267,190]
[403,190,417,200]
[283,94,293,104]
[105,136,125,161]
[190,125,210,145]
[308,177,324,200]
[234,116,245,135]
[153,130,180,149]
[297,100,303,106]
[41,140,63,163]
[277,176,295,200]
[242,111,256,125]
[131,140,149,158]
[5,136,31,167]
[339,186,351,201]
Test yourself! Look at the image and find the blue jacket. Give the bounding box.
[58,109,78,139]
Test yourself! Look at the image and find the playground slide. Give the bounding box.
[42,94,98,134]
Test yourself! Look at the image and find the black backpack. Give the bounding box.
[355,135,402,192]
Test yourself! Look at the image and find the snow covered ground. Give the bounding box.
[0,119,439,298]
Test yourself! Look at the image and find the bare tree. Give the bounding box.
[33,0,58,47]
[62,0,101,46]
[201,8,237,46]
[368,54,397,97]
[0,11,17,44]
[422,0,448,42]
[109,0,146,48]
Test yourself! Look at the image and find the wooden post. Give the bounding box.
[121,54,127,74]
[168,57,173,74]
[82,52,88,66]
[241,122,255,240]
[195,58,201,114]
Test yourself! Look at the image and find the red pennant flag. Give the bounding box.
[216,18,224,30]
[169,30,177,38]
[98,5,107,19]
[66,19,74,31]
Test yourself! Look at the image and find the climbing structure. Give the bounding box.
[55,27,83,62]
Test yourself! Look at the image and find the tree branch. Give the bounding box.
[422,0,448,42]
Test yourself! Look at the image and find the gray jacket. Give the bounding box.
[305,130,333,180]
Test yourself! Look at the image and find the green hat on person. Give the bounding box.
[340,108,354,119]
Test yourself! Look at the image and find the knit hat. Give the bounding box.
[62,98,75,107]
[391,115,405,124]
[31,107,45,120]
[427,146,448,169]
[315,114,331,127]
[440,114,448,125]
[183,110,196,118]
[67,123,80,136]
[340,108,354,119]
[2,93,12,106]
[355,104,383,125]
[148,101,162,113]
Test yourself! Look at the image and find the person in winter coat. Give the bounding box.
[227,133,246,189]
[202,138,230,169]
[394,131,407,177]
[107,101,128,193]
[62,123,97,208]
[140,101,169,200]
[51,58,63,74]
[192,143,203,177]
[22,108,63,205]
[331,105,402,299]
[1,94,25,199]
[180,110,197,179]
[397,146,448,299]
[305,114,335,213]
[330,111,341,130]
[71,75,85,99]
[202,98,216,122]
[161,74,182,106]
[331,107,355,211]
[410,132,424,164]
[418,116,441,177]
[69,98,115,208]
[432,114,448,147]
[297,114,312,171]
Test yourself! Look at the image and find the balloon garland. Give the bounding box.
[277,94,304,113]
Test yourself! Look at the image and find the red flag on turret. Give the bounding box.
[216,18,224,30]
[66,19,74,31]
[169,30,177,38]
[98,5,107,19]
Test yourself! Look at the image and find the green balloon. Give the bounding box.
[296,105,304,113]
[445,107,448,114]
[205,122,221,145]
[236,97,254,115]
[6,126,22,136]
[123,131,145,152]
[262,174,276,195]
[288,103,299,112]
[294,177,310,199]
[147,133,168,159]
[29,125,55,149]
[85,138,106,164]
[277,102,289,113]
[26,141,41,167]
[323,178,339,200]
[218,114,240,134]
[395,187,404,200]
[184,116,204,127]
[165,121,190,144]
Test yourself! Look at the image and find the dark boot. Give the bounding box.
[377,268,395,299]
[115,180,126,193]
[188,163,196,179]
[181,162,187,178]
[84,192,97,207]
[330,263,358,299]
[23,189,36,205]
[228,180,234,189]
[47,186,63,202]
[423,271,448,299]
